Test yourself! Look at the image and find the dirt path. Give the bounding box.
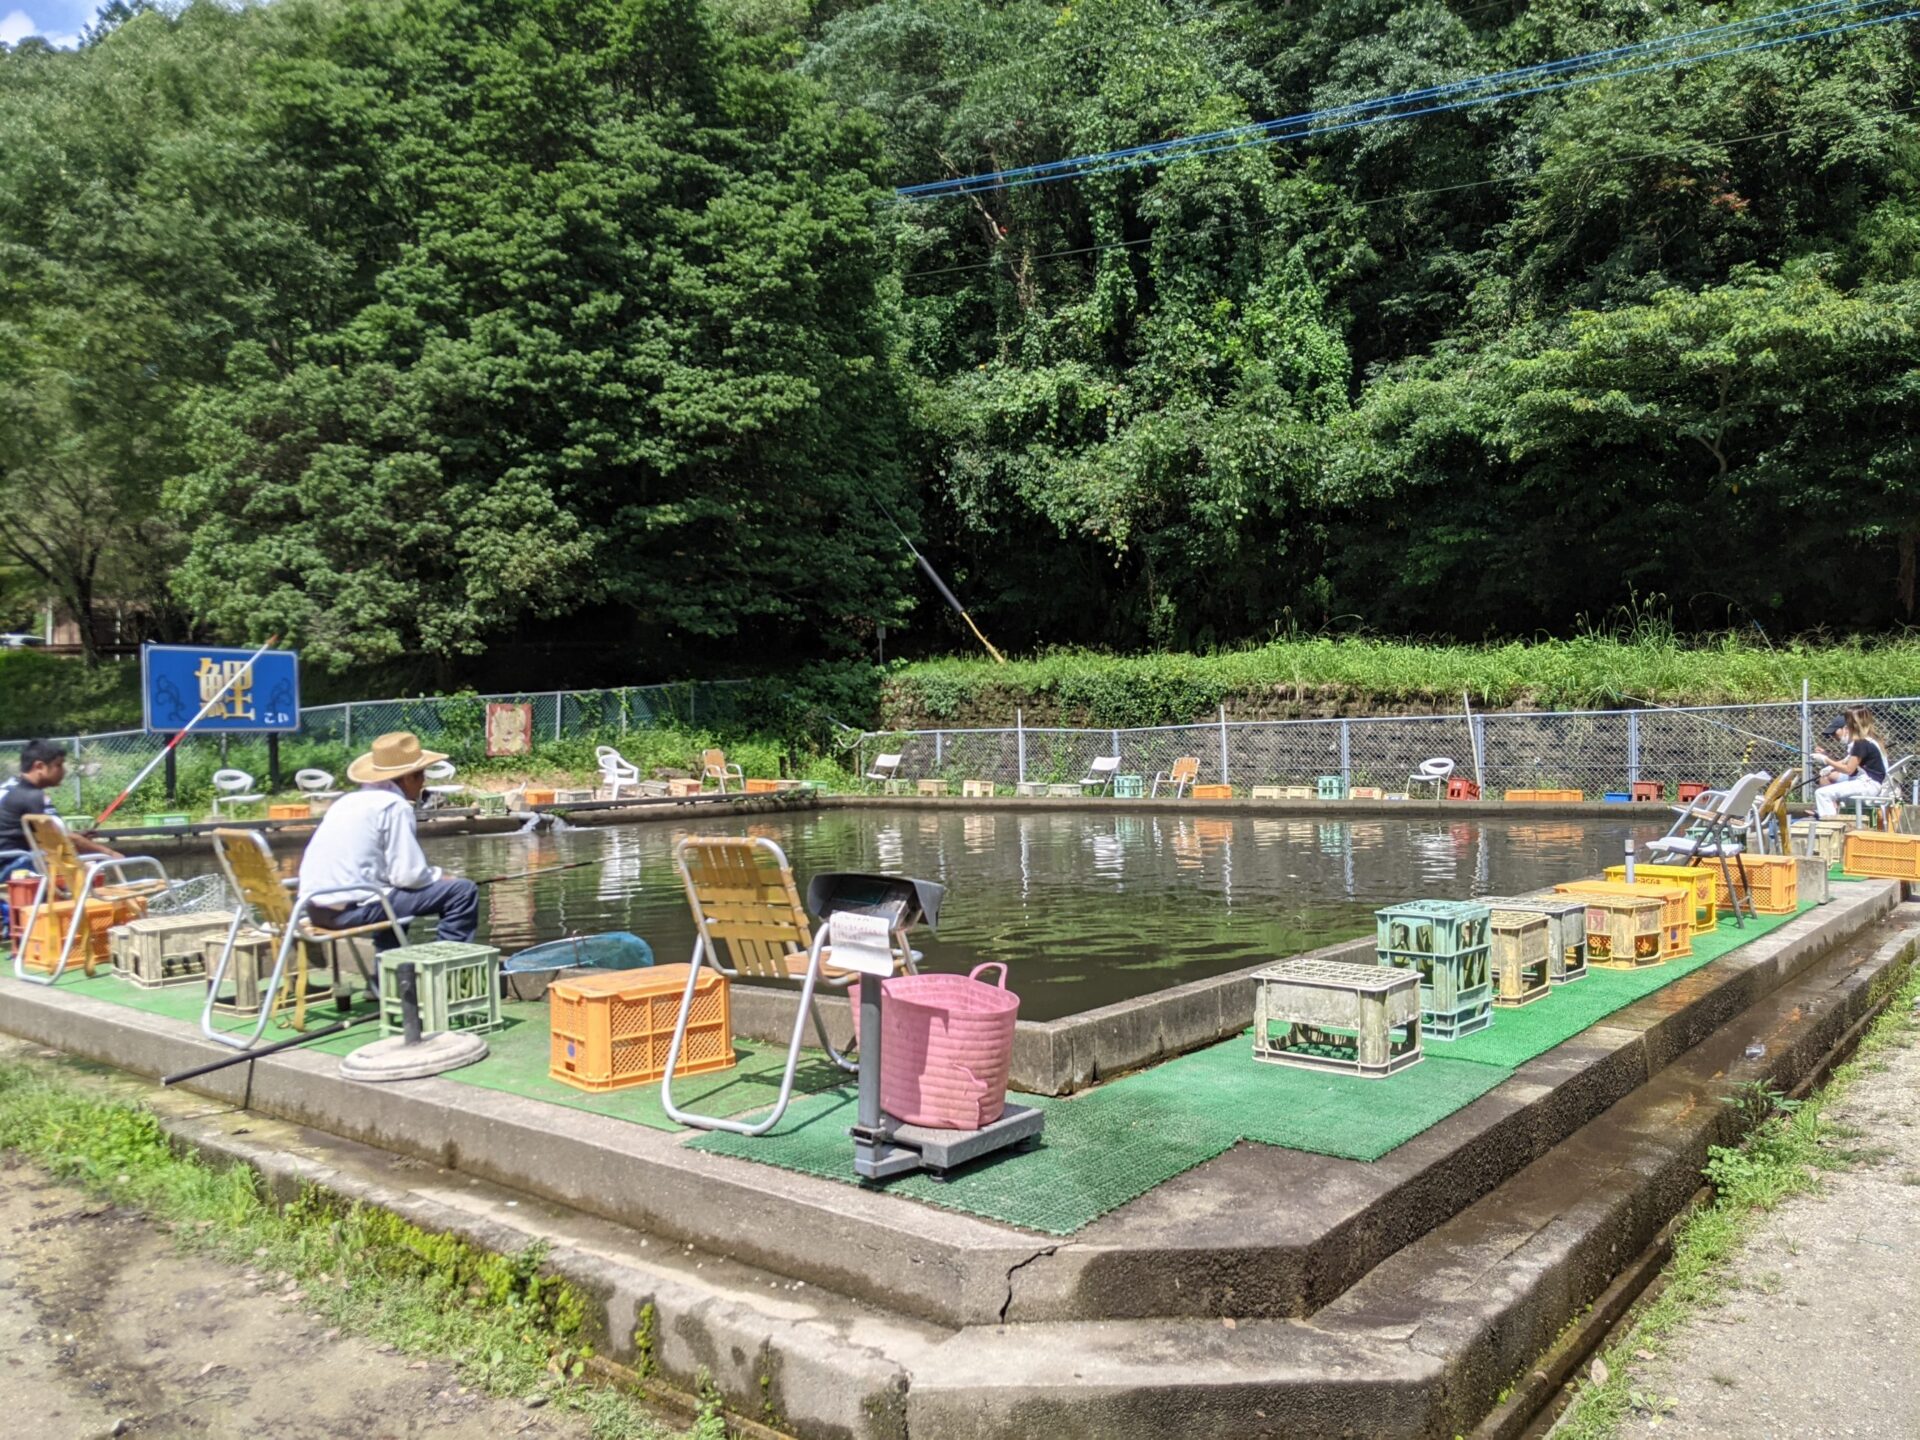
[1612,1008,1920,1439]
[0,1157,594,1440]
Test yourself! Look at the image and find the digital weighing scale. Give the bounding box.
[805,872,1045,1181]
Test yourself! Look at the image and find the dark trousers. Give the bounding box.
[322,877,480,951]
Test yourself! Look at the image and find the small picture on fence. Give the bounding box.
[485,702,533,757]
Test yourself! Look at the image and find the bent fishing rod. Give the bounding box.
[1614,694,1811,759]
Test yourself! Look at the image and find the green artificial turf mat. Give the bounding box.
[1,967,842,1133]
[1438,904,1806,1070]
[689,1046,1511,1235]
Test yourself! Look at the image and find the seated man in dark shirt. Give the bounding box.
[0,739,121,879]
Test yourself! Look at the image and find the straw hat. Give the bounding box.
[346,731,448,785]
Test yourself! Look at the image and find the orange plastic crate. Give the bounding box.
[1840,831,1920,881]
[1191,784,1233,799]
[1504,789,1585,802]
[743,778,780,794]
[548,963,734,1093]
[523,787,556,806]
[1558,880,1691,958]
[268,803,309,821]
[15,898,116,974]
[1709,854,1799,914]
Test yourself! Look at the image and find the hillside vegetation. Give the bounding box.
[879,636,1920,728]
[4,1,1920,673]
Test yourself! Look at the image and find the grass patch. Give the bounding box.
[1553,963,1920,1440]
[883,632,1920,727]
[0,1059,712,1439]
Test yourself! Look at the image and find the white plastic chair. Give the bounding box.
[1080,755,1122,794]
[210,769,263,817]
[596,745,642,800]
[1408,757,1455,799]
[422,759,466,808]
[294,768,340,800]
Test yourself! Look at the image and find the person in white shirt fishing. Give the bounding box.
[298,731,478,955]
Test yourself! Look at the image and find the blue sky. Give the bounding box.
[0,1,105,48]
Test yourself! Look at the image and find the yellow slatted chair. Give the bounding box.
[1152,755,1200,798]
[199,828,409,1050]
[12,813,170,986]
[700,749,744,793]
[661,835,915,1135]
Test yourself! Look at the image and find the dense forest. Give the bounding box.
[3,0,1918,682]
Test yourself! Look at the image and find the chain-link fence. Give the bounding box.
[856,695,1920,799]
[0,681,754,820]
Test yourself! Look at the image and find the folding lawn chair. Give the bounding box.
[11,813,170,986]
[1152,756,1200,798]
[199,828,409,1049]
[1080,755,1121,794]
[1644,772,1771,927]
[701,749,745,794]
[662,835,918,1136]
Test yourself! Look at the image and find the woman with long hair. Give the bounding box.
[1811,706,1890,819]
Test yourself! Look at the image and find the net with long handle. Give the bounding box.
[146,873,237,916]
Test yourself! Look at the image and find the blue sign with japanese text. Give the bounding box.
[141,645,301,734]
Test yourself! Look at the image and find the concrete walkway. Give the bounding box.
[1612,1000,1920,1439]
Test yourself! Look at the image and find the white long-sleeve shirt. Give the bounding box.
[297,787,439,905]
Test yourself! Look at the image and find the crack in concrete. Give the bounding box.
[999,1245,1060,1322]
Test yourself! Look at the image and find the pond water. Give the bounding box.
[178,808,1665,1022]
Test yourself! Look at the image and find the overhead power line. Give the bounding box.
[897,99,1920,282]
[896,0,1918,199]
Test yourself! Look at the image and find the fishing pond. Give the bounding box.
[185,808,1662,1022]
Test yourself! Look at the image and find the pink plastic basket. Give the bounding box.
[852,963,1021,1130]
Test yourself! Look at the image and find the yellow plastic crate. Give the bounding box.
[1840,830,1920,881]
[1578,894,1665,968]
[549,963,734,1093]
[1558,880,1691,958]
[1709,854,1799,914]
[1602,864,1718,934]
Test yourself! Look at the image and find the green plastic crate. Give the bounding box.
[142,813,192,828]
[1374,899,1492,1039]
[1316,775,1346,800]
[1113,774,1145,799]
[378,941,502,1037]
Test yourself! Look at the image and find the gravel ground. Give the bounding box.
[0,1157,595,1440]
[1611,1008,1920,1439]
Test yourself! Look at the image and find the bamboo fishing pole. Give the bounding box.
[94,636,282,829]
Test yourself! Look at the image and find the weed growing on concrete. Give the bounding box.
[1555,961,1920,1440]
[0,1061,686,1440]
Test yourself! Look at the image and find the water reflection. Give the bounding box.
[175,809,1666,1022]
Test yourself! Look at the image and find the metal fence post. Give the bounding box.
[1801,679,1813,787]
[935,730,944,769]
[1473,714,1487,793]
[1016,709,1026,784]
[1111,728,1120,765]
[1218,706,1230,785]
[1626,710,1640,789]
[344,702,352,749]
[553,692,564,742]
[71,735,82,811]
[1339,719,1351,790]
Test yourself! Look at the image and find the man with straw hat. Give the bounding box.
[298,731,479,955]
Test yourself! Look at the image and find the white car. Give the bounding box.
[0,633,45,648]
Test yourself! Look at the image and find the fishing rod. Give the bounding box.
[465,856,609,887]
[161,1010,375,1086]
[1615,694,1809,758]
[93,636,282,829]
